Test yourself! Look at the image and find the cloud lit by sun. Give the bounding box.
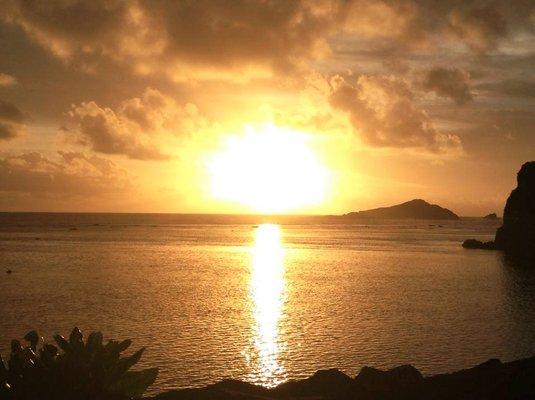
[1,1,533,216]
[208,124,330,214]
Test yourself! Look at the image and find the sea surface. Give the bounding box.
[1,213,534,394]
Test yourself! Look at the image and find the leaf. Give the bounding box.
[10,340,22,354]
[14,348,36,369]
[24,331,40,350]
[69,327,83,348]
[40,344,58,368]
[23,347,37,360]
[0,355,7,379]
[53,335,71,353]
[108,348,145,383]
[5,327,158,399]
[116,339,132,354]
[103,340,123,361]
[86,332,103,354]
[110,368,158,398]
[41,344,58,358]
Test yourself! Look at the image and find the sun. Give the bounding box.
[208,124,330,213]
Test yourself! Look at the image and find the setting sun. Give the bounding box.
[208,124,330,213]
[2,1,535,398]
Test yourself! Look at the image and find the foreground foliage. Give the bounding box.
[0,328,158,400]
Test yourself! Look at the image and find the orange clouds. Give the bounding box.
[2,0,533,83]
[0,100,26,140]
[0,151,131,209]
[343,0,532,53]
[0,73,17,86]
[344,0,427,45]
[68,101,168,160]
[1,0,340,81]
[423,67,473,105]
[0,0,533,214]
[448,4,507,53]
[5,1,530,82]
[329,75,462,152]
[67,88,206,160]
[1,0,130,60]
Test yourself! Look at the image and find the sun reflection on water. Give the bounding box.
[247,224,287,386]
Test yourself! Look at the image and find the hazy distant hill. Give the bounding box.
[344,199,459,220]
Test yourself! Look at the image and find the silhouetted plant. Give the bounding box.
[0,328,158,400]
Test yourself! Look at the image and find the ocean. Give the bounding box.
[0,213,534,394]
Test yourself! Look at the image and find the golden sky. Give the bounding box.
[0,0,534,215]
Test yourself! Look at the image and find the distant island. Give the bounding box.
[484,213,498,220]
[343,199,459,220]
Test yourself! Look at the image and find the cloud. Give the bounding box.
[0,100,23,122]
[343,0,427,45]
[447,3,507,52]
[329,74,462,152]
[2,0,533,85]
[1,0,130,60]
[67,88,205,160]
[477,79,535,99]
[342,0,534,54]
[0,72,17,86]
[68,101,167,160]
[117,88,206,134]
[1,0,339,81]
[0,151,131,197]
[423,67,473,105]
[0,99,25,139]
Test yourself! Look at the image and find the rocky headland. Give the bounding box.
[344,199,459,220]
[150,356,535,400]
[494,161,535,260]
[462,161,535,263]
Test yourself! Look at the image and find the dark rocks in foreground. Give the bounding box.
[344,199,459,220]
[151,356,535,400]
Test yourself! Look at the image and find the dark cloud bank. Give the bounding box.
[0,99,25,140]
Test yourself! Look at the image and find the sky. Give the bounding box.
[0,0,534,215]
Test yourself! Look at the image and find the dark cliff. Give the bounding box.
[462,161,535,261]
[494,161,535,261]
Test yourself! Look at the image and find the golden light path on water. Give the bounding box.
[247,224,287,386]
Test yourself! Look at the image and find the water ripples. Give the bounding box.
[1,219,534,394]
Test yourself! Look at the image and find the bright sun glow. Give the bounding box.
[209,124,329,213]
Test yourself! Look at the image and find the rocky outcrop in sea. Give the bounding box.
[463,161,535,264]
[494,161,535,261]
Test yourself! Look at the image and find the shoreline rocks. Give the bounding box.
[150,356,535,400]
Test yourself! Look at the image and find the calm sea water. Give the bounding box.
[1,213,534,394]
